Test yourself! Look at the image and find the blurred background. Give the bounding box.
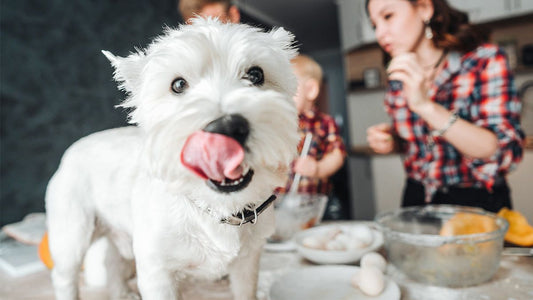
[1,0,532,227]
[1,1,180,226]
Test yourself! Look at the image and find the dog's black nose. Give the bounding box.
[203,114,250,146]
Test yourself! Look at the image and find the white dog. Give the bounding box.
[45,18,299,300]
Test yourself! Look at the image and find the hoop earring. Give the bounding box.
[424,20,433,40]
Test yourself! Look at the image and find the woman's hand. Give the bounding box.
[367,123,395,154]
[387,53,432,114]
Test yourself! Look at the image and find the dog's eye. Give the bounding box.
[171,77,188,94]
[245,66,264,86]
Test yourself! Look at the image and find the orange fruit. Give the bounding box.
[438,212,497,255]
[497,208,533,247]
[439,212,497,236]
[38,232,54,269]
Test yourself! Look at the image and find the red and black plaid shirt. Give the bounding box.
[386,44,524,200]
[280,108,346,195]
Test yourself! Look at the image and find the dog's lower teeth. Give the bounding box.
[218,178,241,186]
[243,165,250,174]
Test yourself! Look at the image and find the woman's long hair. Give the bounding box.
[365,0,489,53]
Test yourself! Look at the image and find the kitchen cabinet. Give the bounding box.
[337,0,533,51]
[521,0,533,12]
[347,155,376,220]
[371,154,405,214]
[347,89,388,148]
[346,88,404,220]
[447,0,533,23]
[336,0,376,52]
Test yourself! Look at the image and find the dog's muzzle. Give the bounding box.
[181,114,254,193]
[203,114,249,147]
[203,114,253,193]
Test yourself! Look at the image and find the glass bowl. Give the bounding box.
[268,193,328,243]
[375,205,508,287]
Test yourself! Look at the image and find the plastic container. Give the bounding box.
[375,205,508,287]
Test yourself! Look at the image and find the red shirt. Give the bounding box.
[386,44,524,200]
[280,108,346,195]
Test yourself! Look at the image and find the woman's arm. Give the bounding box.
[367,123,395,154]
[367,123,407,154]
[415,102,498,159]
[387,50,522,160]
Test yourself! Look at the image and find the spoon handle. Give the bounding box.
[289,132,313,194]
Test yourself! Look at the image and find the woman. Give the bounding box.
[365,0,524,212]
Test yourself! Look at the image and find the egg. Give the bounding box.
[325,238,346,251]
[358,266,385,296]
[302,235,326,249]
[325,227,342,240]
[350,225,374,246]
[333,232,352,245]
[346,237,368,250]
[360,252,387,272]
[350,270,361,288]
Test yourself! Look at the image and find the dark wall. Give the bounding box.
[0,0,181,226]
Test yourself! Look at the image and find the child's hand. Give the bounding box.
[367,123,394,154]
[293,156,319,177]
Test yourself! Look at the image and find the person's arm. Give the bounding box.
[415,103,498,159]
[294,148,344,179]
[387,51,522,160]
[367,123,408,154]
[316,148,345,179]
[294,115,347,179]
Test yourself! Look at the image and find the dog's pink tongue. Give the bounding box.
[181,131,244,181]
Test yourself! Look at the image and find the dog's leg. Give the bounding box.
[134,241,180,300]
[105,238,139,300]
[48,214,95,300]
[136,261,179,299]
[228,244,263,300]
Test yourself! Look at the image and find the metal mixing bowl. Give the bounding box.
[375,205,508,287]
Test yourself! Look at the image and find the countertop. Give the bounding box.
[1,222,532,300]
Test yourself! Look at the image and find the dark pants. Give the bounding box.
[402,178,512,213]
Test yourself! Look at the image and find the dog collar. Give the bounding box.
[221,194,277,226]
[192,194,276,226]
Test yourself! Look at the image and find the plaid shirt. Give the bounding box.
[280,108,346,195]
[386,44,524,201]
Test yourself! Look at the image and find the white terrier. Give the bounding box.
[45,18,299,300]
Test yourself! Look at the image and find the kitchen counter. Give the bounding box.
[1,222,532,300]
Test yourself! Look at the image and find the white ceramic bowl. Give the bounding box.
[293,223,384,264]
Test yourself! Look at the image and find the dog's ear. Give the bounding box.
[101,50,146,93]
[269,27,298,60]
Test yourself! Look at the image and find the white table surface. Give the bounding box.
[1,221,532,300]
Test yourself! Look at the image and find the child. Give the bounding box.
[281,54,346,195]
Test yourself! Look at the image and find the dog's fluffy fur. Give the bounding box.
[45,18,299,300]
